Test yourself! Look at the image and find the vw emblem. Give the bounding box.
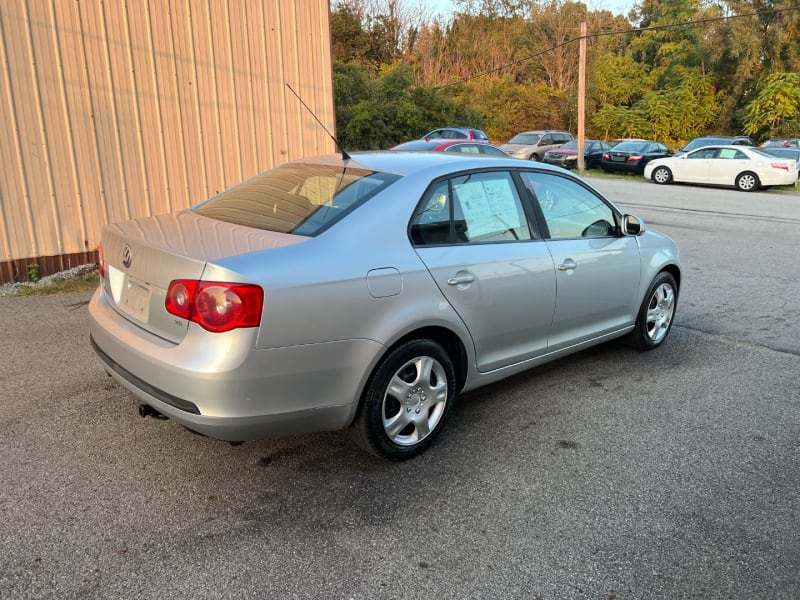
[121,244,133,269]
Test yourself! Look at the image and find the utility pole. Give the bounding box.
[577,21,587,173]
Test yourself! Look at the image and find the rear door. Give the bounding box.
[712,147,750,184]
[412,170,556,372]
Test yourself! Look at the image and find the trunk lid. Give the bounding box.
[100,210,305,343]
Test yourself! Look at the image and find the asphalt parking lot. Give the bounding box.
[1,178,798,599]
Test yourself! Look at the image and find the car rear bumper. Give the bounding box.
[602,161,644,173]
[88,287,381,441]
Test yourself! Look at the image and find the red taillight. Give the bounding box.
[628,155,643,161]
[166,280,263,333]
[771,162,789,171]
[98,245,105,279]
[602,153,609,160]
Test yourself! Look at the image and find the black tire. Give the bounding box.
[735,171,759,192]
[529,154,539,161]
[625,272,678,350]
[352,339,455,460]
[652,166,672,185]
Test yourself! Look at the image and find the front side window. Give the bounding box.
[689,148,718,159]
[411,171,532,245]
[520,172,616,240]
[193,163,400,236]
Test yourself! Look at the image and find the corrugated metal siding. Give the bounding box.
[0,0,335,283]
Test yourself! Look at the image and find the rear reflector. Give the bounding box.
[98,245,105,279]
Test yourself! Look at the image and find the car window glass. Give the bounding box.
[446,144,480,154]
[411,172,532,245]
[520,172,615,240]
[427,130,443,139]
[690,148,717,159]
[480,145,506,155]
[718,148,745,159]
[541,135,552,145]
[193,163,400,236]
[510,133,540,145]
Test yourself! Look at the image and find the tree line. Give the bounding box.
[331,0,800,149]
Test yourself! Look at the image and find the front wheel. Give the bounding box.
[529,154,539,161]
[625,272,678,350]
[735,171,759,192]
[352,339,455,460]
[652,166,672,185]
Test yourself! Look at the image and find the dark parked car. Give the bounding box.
[390,140,508,156]
[422,127,489,142]
[601,141,672,174]
[760,138,800,149]
[543,140,612,169]
[677,135,752,155]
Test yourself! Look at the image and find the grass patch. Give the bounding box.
[1,265,99,297]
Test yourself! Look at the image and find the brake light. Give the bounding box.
[602,153,609,159]
[628,155,643,161]
[166,280,263,333]
[98,245,105,279]
[771,162,789,171]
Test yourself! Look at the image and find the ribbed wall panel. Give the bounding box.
[0,0,334,283]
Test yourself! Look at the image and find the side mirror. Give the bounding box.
[622,214,645,236]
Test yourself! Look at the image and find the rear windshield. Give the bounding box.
[509,133,540,145]
[613,141,649,152]
[193,163,401,236]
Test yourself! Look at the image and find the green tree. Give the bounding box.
[337,63,482,149]
[744,72,800,137]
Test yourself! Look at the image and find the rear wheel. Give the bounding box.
[735,171,759,191]
[352,339,455,460]
[652,166,672,184]
[529,154,539,161]
[625,272,677,350]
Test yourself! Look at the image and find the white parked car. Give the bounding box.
[644,145,797,191]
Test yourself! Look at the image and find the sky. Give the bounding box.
[424,0,636,19]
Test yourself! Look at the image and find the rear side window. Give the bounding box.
[193,163,400,236]
[411,171,532,245]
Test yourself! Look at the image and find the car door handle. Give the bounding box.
[558,259,577,271]
[447,274,476,285]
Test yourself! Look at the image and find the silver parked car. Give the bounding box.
[500,130,574,161]
[89,152,681,460]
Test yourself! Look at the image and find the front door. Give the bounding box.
[518,171,642,351]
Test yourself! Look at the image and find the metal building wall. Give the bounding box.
[0,0,335,283]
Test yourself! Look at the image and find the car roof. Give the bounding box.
[517,129,571,134]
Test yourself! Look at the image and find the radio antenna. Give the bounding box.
[286,83,350,161]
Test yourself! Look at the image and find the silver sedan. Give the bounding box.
[89,153,680,459]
